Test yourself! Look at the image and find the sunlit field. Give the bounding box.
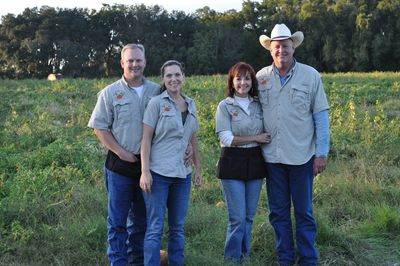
[0,73,399,265]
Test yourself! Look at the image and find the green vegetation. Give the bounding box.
[0,73,399,265]
[1,0,400,79]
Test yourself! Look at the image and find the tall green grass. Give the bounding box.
[0,73,399,265]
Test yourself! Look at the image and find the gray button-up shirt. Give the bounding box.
[87,76,160,154]
[143,90,199,178]
[256,62,329,165]
[215,97,264,147]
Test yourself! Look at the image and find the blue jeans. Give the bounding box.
[221,178,263,261]
[105,168,147,266]
[142,172,192,266]
[265,157,318,266]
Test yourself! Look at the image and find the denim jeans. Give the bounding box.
[221,178,263,261]
[265,157,318,266]
[142,172,192,266]
[105,168,147,266]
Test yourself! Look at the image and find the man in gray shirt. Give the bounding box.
[257,24,330,266]
[88,44,160,266]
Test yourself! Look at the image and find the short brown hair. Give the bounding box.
[226,62,258,97]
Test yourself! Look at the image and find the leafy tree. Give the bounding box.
[0,0,399,78]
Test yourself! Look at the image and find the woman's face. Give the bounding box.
[162,64,184,94]
[233,71,252,98]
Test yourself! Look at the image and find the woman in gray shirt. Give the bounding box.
[140,60,202,266]
[215,62,270,263]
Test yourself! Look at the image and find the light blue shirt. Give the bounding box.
[313,110,330,157]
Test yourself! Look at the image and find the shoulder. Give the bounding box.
[144,79,161,90]
[148,93,162,105]
[220,97,234,105]
[217,97,234,109]
[97,79,124,99]
[256,65,273,78]
[296,62,320,77]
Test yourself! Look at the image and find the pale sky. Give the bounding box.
[0,0,256,18]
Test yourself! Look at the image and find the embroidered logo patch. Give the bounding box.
[116,91,124,100]
[261,79,267,86]
[231,110,239,117]
[163,105,171,112]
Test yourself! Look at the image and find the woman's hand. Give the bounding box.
[140,171,153,192]
[193,172,202,188]
[255,132,272,144]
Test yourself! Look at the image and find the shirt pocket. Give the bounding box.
[114,99,131,123]
[160,108,181,132]
[290,85,310,111]
[258,85,270,106]
[228,107,245,123]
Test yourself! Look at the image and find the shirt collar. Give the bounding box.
[225,96,254,105]
[121,75,145,88]
[160,90,196,113]
[273,59,297,86]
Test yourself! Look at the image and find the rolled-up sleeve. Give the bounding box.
[215,101,231,133]
[88,89,113,130]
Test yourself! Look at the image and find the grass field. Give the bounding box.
[0,72,399,265]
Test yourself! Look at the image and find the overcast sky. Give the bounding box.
[0,0,258,17]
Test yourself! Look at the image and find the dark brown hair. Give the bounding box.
[225,62,258,97]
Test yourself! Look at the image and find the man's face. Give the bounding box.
[120,48,146,81]
[270,39,295,67]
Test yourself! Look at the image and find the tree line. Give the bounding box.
[0,0,399,79]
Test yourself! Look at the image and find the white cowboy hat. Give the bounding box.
[259,23,304,50]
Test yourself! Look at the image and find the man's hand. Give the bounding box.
[184,143,193,166]
[313,156,327,175]
[117,150,139,163]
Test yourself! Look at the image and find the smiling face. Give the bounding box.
[225,62,258,98]
[120,47,146,83]
[233,72,252,98]
[270,38,295,70]
[162,64,184,94]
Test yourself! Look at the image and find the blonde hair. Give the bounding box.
[121,43,145,58]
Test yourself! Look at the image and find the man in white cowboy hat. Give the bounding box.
[256,23,330,266]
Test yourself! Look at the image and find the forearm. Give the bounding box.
[140,124,154,173]
[218,130,270,147]
[231,135,259,146]
[190,134,201,172]
[94,128,125,156]
[219,131,258,146]
[313,110,330,157]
